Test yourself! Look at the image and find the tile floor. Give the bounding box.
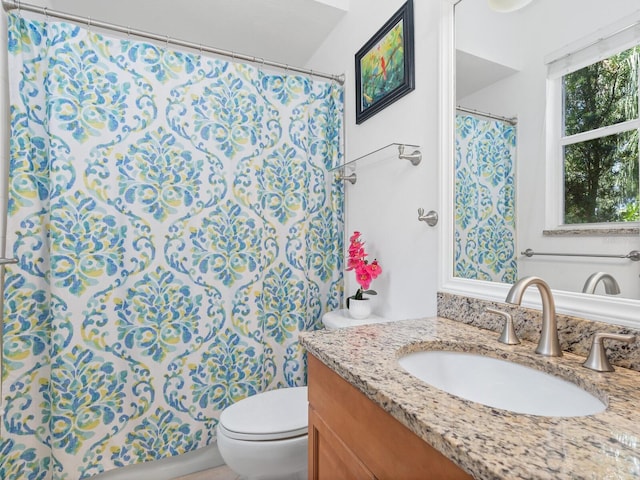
[173,464,241,480]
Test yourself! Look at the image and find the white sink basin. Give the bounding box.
[398,350,606,417]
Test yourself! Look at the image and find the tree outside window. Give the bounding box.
[562,45,640,224]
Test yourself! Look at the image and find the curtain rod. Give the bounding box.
[1,0,345,85]
[456,106,517,125]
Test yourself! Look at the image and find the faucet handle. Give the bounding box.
[486,308,520,345]
[582,332,635,372]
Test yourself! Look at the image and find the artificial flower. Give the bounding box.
[346,232,382,302]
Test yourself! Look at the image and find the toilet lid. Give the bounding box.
[322,309,388,330]
[218,386,308,441]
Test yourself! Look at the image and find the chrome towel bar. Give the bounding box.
[0,257,18,266]
[521,248,640,262]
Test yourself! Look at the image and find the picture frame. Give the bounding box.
[355,0,415,124]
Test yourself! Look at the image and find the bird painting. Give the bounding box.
[359,19,405,110]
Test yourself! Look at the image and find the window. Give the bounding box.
[547,19,640,226]
[562,47,640,224]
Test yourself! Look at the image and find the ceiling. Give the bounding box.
[6,0,349,66]
[456,49,518,99]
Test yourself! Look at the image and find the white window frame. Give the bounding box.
[545,13,640,231]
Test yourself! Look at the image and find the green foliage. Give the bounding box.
[346,288,376,308]
[620,200,639,221]
[563,46,640,224]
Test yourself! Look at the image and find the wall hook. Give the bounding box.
[418,208,438,226]
[336,172,357,185]
[398,145,422,166]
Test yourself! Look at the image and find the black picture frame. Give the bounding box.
[355,0,415,124]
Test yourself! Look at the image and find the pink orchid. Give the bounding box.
[366,260,382,279]
[347,256,362,271]
[346,232,382,301]
[355,265,372,290]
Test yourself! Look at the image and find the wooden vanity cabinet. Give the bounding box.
[307,353,472,480]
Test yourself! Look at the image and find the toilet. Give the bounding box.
[321,308,391,330]
[216,386,308,480]
[216,310,390,479]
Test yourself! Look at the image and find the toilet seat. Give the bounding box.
[218,386,308,441]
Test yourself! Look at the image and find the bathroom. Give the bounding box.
[2,0,640,479]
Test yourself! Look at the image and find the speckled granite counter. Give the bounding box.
[299,317,640,480]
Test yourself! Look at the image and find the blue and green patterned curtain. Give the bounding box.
[1,13,343,479]
[454,113,516,283]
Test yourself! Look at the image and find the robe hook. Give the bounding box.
[417,208,438,226]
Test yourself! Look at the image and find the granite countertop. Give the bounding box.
[299,316,640,480]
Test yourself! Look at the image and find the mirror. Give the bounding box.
[438,0,640,329]
[453,0,640,302]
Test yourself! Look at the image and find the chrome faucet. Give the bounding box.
[582,272,621,295]
[505,276,562,357]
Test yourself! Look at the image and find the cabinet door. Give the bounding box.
[307,354,472,480]
[309,407,376,480]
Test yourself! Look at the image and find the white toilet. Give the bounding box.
[321,308,390,330]
[216,310,390,479]
[216,386,308,480]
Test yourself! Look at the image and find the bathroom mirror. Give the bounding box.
[438,0,640,327]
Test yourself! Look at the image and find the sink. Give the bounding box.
[398,350,606,417]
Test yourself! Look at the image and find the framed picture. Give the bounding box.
[355,0,415,124]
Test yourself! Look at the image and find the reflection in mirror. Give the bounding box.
[454,0,640,300]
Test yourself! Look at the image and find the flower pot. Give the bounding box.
[348,298,371,320]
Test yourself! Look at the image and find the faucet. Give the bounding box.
[505,276,562,357]
[582,272,621,295]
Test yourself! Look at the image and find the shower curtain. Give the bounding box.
[1,13,344,479]
[454,113,516,283]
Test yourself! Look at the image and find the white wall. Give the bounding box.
[306,0,443,320]
[457,0,640,299]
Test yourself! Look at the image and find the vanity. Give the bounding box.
[306,352,470,479]
[300,316,640,479]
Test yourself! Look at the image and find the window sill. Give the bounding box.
[543,226,639,237]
